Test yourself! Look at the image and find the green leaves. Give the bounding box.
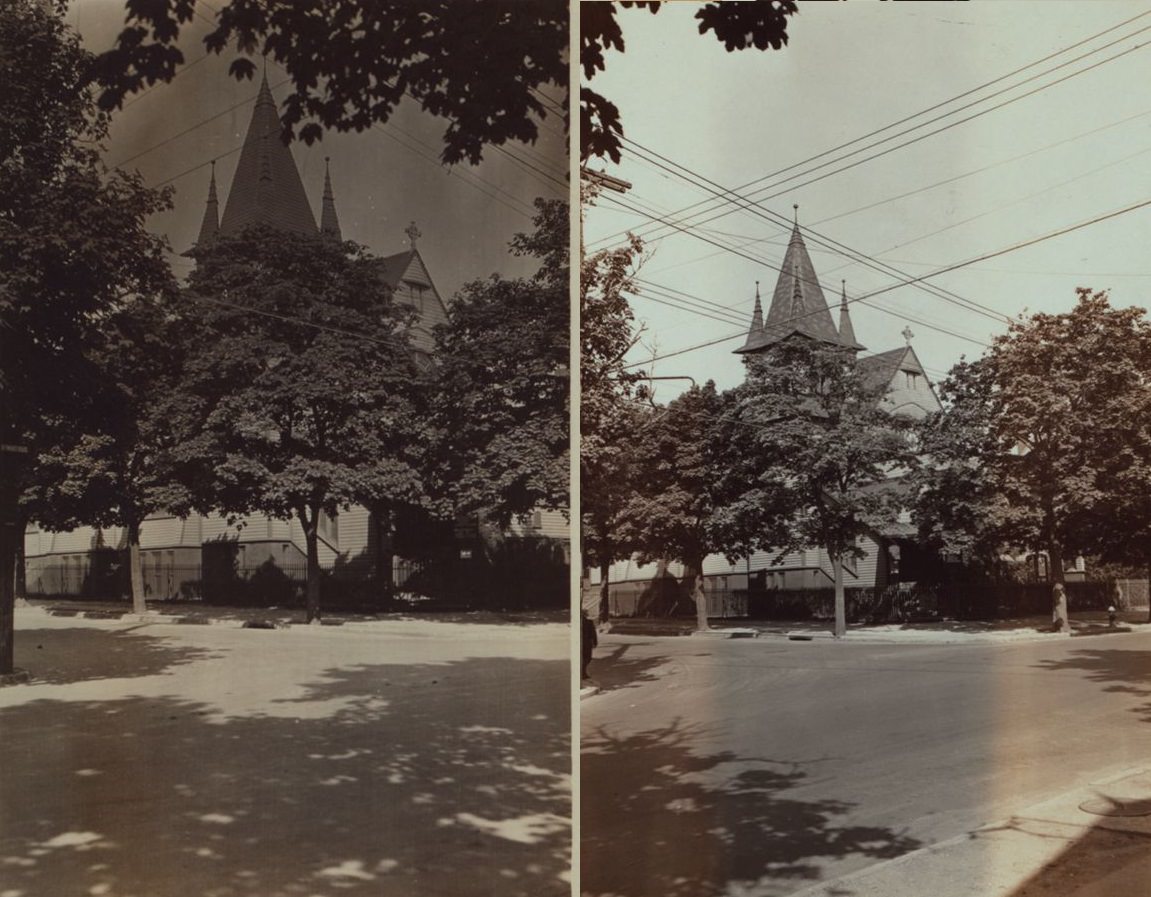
[915,289,1151,576]
[429,199,569,526]
[97,0,568,165]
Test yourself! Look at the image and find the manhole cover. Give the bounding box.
[1079,797,1151,817]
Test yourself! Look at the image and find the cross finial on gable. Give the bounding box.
[902,325,915,345]
[405,221,422,250]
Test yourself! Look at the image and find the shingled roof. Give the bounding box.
[737,223,842,353]
[219,74,317,238]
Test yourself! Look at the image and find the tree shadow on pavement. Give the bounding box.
[585,642,669,693]
[13,627,218,684]
[581,717,921,897]
[1002,822,1151,897]
[0,656,569,897]
[1034,649,1151,723]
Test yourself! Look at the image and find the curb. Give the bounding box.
[786,763,1151,897]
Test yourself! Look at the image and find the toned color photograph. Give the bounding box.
[579,3,1151,896]
[1,1,570,895]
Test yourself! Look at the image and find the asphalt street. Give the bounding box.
[580,631,1151,897]
[0,612,570,897]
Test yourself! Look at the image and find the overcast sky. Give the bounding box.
[70,2,567,302]
[582,2,1151,395]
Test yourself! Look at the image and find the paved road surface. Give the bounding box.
[581,632,1151,897]
[0,612,570,897]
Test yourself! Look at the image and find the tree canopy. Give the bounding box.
[95,0,568,164]
[580,210,646,621]
[1,0,175,671]
[616,382,740,631]
[581,0,797,162]
[916,290,1151,609]
[171,226,428,621]
[429,198,569,527]
[732,339,916,636]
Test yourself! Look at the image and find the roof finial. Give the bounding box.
[902,325,915,345]
[320,156,342,241]
[793,203,799,225]
[405,220,422,250]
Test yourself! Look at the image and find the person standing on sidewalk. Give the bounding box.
[581,609,597,680]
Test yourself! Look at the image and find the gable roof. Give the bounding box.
[858,346,910,393]
[219,74,318,238]
[737,223,841,353]
[858,344,942,416]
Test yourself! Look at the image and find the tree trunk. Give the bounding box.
[1146,559,1150,625]
[684,556,709,632]
[1049,539,1070,633]
[831,549,847,639]
[0,517,16,675]
[372,504,394,610]
[597,559,611,625]
[301,510,322,623]
[14,529,25,602]
[127,518,146,616]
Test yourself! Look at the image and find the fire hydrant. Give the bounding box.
[1108,605,1118,628]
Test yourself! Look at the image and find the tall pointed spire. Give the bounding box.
[736,212,840,354]
[740,281,765,351]
[838,280,865,351]
[219,71,318,237]
[195,161,219,247]
[320,157,342,241]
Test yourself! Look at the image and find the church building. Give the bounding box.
[24,74,563,605]
[593,216,944,616]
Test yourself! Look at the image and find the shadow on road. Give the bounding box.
[1002,821,1151,897]
[581,717,921,897]
[1034,648,1151,723]
[0,655,569,897]
[13,627,218,684]
[586,642,669,693]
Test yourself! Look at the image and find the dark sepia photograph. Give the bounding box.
[580,3,1150,897]
[0,1,570,895]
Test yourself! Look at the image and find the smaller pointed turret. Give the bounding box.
[320,157,342,241]
[739,281,765,352]
[195,161,220,248]
[838,280,865,351]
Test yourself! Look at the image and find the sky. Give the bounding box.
[582,1,1151,396]
[69,1,568,302]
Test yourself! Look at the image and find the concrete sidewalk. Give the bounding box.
[791,767,1151,897]
[17,598,567,631]
[605,615,1151,645]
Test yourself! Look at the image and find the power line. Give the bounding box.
[591,12,1151,251]
[189,293,413,352]
[624,194,1151,369]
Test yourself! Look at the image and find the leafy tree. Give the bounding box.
[580,213,646,623]
[616,383,742,632]
[0,0,173,673]
[916,290,1151,628]
[172,226,427,623]
[581,0,796,162]
[22,293,182,615]
[94,0,568,165]
[430,199,568,526]
[732,339,916,637]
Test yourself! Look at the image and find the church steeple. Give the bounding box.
[320,157,342,241]
[219,71,317,237]
[735,209,841,354]
[195,161,220,248]
[838,280,865,351]
[740,281,764,350]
